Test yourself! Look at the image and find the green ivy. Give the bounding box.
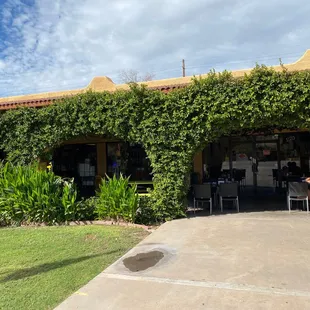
[1,66,310,221]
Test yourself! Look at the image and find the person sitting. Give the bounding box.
[287,162,293,174]
[278,166,288,184]
[282,166,289,177]
[290,162,302,177]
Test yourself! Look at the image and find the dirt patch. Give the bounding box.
[123,251,164,272]
[84,234,97,241]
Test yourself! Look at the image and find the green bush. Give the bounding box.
[78,196,97,220]
[135,195,157,225]
[95,174,139,222]
[0,162,81,225]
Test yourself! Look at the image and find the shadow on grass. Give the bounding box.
[1,249,120,283]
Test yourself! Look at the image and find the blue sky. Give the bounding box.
[0,0,310,97]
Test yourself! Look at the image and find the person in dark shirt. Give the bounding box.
[290,162,302,176]
[287,162,293,173]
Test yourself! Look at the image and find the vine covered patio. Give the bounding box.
[1,50,310,221]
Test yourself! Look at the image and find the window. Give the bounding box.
[106,142,152,181]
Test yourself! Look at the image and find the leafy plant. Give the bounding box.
[0,162,81,225]
[79,196,97,220]
[95,174,139,222]
[135,195,157,225]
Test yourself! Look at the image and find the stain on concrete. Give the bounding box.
[123,251,164,272]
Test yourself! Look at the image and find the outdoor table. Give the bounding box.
[285,176,307,190]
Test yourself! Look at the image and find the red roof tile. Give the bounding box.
[0,84,188,110]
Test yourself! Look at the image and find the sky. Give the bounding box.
[0,0,310,97]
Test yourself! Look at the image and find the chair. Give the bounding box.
[272,169,279,189]
[287,182,309,212]
[219,183,239,213]
[193,184,213,214]
[221,169,232,179]
[234,169,244,188]
[240,169,246,187]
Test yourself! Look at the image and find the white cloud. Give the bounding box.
[0,0,310,96]
[0,60,6,70]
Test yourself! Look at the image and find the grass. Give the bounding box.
[0,225,148,310]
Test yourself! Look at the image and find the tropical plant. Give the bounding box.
[0,162,80,225]
[95,174,139,222]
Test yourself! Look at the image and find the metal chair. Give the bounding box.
[287,182,309,212]
[219,182,239,213]
[234,169,244,189]
[193,184,213,214]
[240,169,246,187]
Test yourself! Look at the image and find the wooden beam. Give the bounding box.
[96,143,107,187]
[97,143,107,177]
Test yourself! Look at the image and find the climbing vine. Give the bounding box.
[1,65,310,221]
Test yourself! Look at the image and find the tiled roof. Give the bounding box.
[0,95,66,110]
[1,50,310,111]
[148,83,189,92]
[0,84,189,110]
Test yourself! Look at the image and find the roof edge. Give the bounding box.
[1,49,310,109]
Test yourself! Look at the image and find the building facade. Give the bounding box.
[1,50,310,196]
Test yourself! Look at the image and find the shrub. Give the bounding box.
[135,194,157,225]
[78,196,97,220]
[95,174,138,222]
[0,162,81,225]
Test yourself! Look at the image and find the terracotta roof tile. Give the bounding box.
[0,96,68,110]
[148,83,189,92]
[0,85,187,110]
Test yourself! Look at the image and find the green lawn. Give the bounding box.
[0,225,148,310]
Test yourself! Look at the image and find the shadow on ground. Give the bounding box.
[1,249,120,283]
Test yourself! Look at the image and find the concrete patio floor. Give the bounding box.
[56,211,310,309]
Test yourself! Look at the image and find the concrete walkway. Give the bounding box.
[56,212,310,309]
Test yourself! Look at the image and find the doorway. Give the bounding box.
[255,139,279,190]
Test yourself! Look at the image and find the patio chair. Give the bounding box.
[219,182,239,213]
[240,169,246,187]
[272,169,279,190]
[234,169,245,189]
[193,184,213,214]
[221,169,232,180]
[287,182,309,212]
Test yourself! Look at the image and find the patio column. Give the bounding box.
[96,142,107,187]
